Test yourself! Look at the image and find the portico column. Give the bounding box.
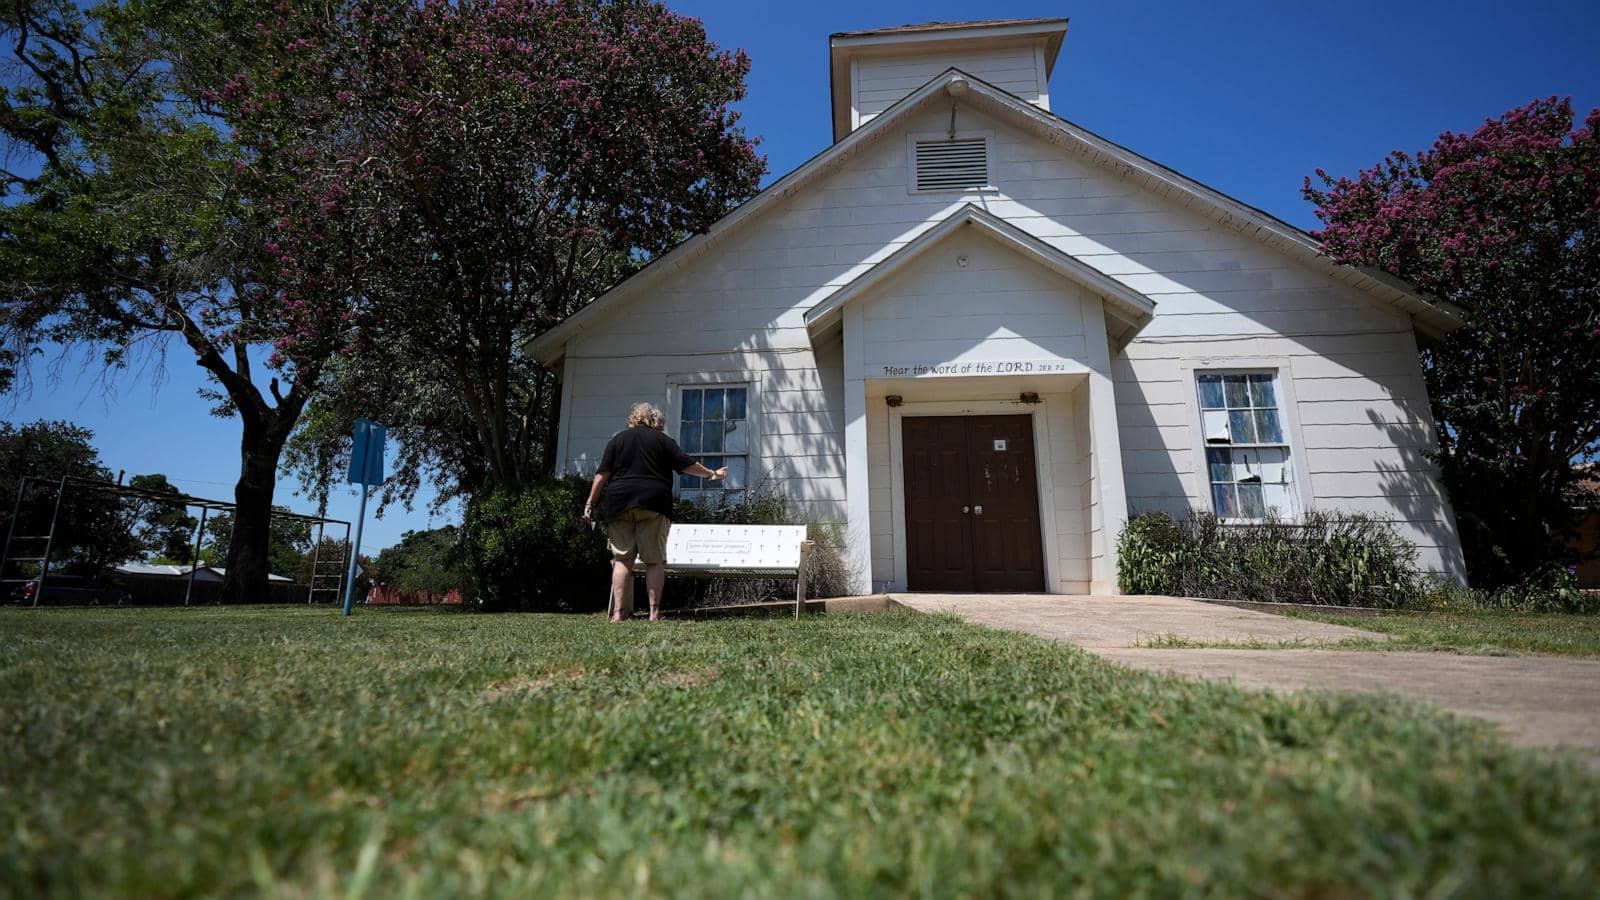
[843,304,873,595]
[1083,303,1131,594]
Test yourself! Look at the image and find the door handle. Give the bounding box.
[973,505,983,516]
[962,506,970,514]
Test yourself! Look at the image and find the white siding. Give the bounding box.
[558,98,1466,584]
[859,229,1090,373]
[855,46,1044,127]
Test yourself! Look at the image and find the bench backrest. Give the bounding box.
[665,524,810,572]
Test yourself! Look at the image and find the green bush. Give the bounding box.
[460,476,609,612]
[1424,566,1598,614]
[1117,510,1425,608]
[1115,513,1187,595]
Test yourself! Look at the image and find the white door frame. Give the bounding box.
[886,398,1063,594]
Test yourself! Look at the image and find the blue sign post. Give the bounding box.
[343,419,386,616]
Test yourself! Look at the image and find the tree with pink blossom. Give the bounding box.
[1304,97,1600,586]
[242,0,766,508]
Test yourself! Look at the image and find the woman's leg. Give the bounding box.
[610,560,633,622]
[645,562,666,621]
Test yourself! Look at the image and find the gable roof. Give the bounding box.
[804,203,1154,350]
[528,68,1462,366]
[831,18,1069,39]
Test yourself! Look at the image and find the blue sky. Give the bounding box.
[8,0,1599,551]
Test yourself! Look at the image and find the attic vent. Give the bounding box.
[914,137,989,191]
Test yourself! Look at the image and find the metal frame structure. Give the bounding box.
[1,475,351,606]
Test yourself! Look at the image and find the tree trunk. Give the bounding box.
[541,367,561,477]
[220,425,288,604]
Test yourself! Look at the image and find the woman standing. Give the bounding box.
[581,403,727,621]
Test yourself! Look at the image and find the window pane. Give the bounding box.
[682,389,703,421]
[701,422,724,452]
[1256,447,1290,484]
[1249,374,1277,408]
[678,471,701,490]
[679,422,702,454]
[704,389,724,421]
[1229,410,1257,443]
[724,457,747,489]
[1255,409,1283,444]
[1232,450,1260,483]
[724,419,748,453]
[701,456,723,474]
[1212,483,1239,517]
[1206,448,1232,483]
[1198,376,1226,409]
[1238,482,1266,519]
[1202,410,1231,443]
[1224,375,1250,408]
[1263,483,1293,517]
[726,388,747,420]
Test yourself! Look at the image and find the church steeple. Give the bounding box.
[828,18,1068,141]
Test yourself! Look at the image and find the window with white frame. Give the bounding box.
[1197,372,1297,520]
[676,385,749,504]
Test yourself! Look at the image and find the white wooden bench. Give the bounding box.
[609,524,815,619]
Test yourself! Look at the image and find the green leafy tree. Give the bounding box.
[121,473,199,563]
[369,526,462,598]
[1304,98,1600,586]
[0,419,135,573]
[0,0,355,603]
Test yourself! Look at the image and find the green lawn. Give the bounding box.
[1288,608,1600,657]
[1139,608,1600,658]
[3,607,1598,897]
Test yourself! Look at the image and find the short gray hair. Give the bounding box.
[627,402,666,430]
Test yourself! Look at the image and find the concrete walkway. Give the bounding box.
[890,593,1600,759]
[891,593,1383,648]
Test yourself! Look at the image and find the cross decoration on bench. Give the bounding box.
[609,524,815,619]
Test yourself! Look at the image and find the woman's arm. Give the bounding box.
[581,472,609,525]
[682,462,729,482]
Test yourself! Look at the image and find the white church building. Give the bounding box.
[532,18,1467,595]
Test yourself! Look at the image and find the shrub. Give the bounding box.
[1425,566,1598,614]
[1117,510,1425,608]
[1115,513,1187,595]
[460,476,610,612]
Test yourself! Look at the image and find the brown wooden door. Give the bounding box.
[902,417,976,591]
[903,415,1045,593]
[965,416,1046,592]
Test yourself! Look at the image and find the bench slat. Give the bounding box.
[652,524,809,571]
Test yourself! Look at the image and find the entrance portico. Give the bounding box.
[804,205,1153,595]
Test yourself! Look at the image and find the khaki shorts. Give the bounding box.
[607,508,671,566]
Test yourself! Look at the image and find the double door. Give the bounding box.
[902,415,1045,593]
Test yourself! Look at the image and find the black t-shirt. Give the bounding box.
[597,426,697,519]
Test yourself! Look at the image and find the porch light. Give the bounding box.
[885,395,903,407]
